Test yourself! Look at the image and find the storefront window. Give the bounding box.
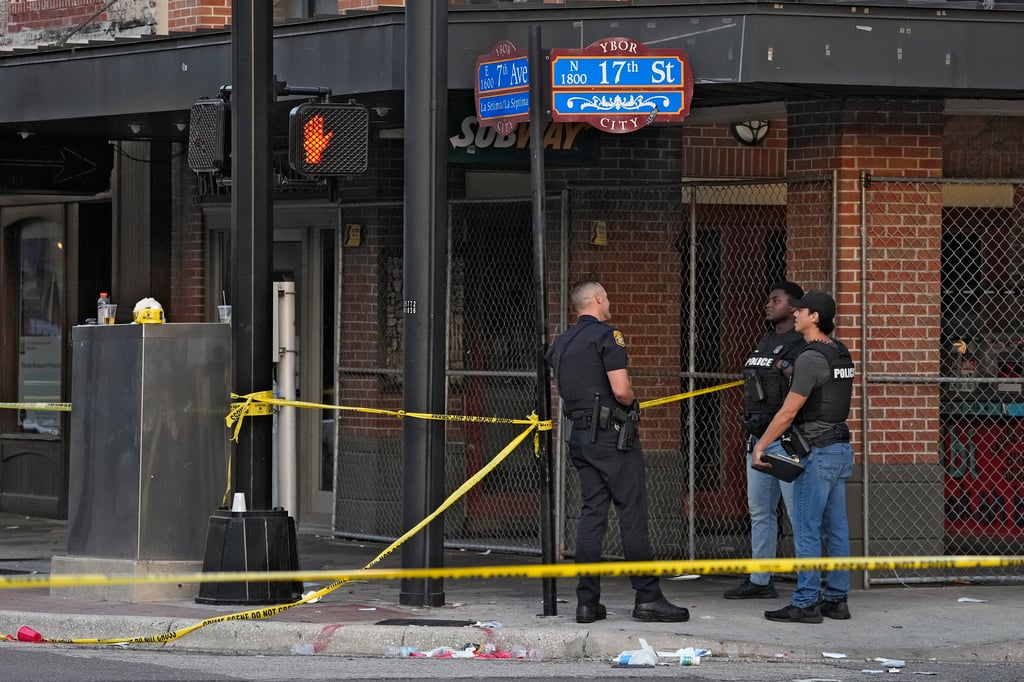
[17,219,64,437]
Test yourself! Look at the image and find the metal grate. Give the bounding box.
[187,99,229,173]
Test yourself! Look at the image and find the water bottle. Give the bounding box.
[384,645,415,658]
[97,292,110,325]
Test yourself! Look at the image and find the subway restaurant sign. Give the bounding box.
[448,112,599,166]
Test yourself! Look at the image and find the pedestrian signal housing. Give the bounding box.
[288,103,368,176]
[187,98,230,173]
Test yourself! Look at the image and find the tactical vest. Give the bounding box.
[796,340,855,424]
[742,330,805,437]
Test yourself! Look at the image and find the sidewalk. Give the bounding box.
[1,512,1022,663]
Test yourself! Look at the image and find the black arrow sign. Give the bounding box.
[0,138,112,194]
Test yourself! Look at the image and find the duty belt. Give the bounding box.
[567,408,606,430]
[808,424,851,448]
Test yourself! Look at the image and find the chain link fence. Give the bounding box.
[863,175,1024,584]
[332,178,837,567]
[333,197,565,552]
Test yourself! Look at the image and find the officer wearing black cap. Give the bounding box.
[752,289,855,624]
[545,279,689,624]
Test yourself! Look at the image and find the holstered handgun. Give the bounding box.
[613,401,641,452]
[780,425,810,460]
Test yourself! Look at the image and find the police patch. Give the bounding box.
[613,331,626,347]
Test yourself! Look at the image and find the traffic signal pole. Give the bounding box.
[230,0,274,511]
[400,0,448,608]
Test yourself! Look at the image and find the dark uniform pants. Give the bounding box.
[568,428,662,605]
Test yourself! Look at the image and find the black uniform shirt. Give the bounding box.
[545,315,629,413]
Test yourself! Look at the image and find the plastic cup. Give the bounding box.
[101,304,116,325]
[17,625,42,643]
[218,305,231,325]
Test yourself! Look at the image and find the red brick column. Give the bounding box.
[787,100,944,465]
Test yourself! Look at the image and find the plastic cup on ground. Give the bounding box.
[218,305,231,325]
[17,626,42,642]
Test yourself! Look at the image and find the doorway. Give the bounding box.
[0,201,111,518]
[206,207,337,531]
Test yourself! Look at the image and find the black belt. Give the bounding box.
[810,434,850,448]
[809,424,851,448]
[566,409,605,430]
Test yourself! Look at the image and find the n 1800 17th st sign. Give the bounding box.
[550,37,693,134]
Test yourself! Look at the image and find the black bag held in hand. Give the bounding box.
[759,426,809,482]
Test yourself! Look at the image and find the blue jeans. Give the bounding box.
[789,441,854,608]
[746,446,794,586]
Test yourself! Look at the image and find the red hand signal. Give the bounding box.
[303,114,334,165]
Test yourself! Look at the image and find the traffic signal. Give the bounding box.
[288,103,368,176]
[187,98,230,173]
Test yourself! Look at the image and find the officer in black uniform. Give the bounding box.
[725,281,805,600]
[545,279,689,624]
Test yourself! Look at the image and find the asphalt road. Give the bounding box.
[3,646,1024,682]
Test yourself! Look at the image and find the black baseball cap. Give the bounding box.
[791,289,836,320]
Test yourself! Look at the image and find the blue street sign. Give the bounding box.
[478,91,531,121]
[551,56,685,89]
[477,56,530,94]
[475,42,530,134]
[549,38,693,134]
[551,90,685,116]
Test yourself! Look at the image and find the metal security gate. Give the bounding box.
[862,175,1024,584]
[332,197,565,552]
[332,177,837,563]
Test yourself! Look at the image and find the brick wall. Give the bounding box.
[2,0,153,45]
[788,99,945,466]
[681,119,787,178]
[170,149,206,322]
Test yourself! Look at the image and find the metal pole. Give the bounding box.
[275,282,298,516]
[230,0,274,511]
[400,0,447,607]
[528,25,557,617]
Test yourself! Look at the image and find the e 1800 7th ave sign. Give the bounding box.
[475,40,530,136]
[550,37,693,134]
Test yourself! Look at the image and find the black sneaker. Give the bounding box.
[818,598,851,620]
[764,603,823,624]
[724,579,778,599]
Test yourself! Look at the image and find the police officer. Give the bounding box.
[753,289,855,624]
[545,280,689,624]
[725,281,805,600]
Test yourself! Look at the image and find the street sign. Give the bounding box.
[550,37,693,134]
[474,40,530,136]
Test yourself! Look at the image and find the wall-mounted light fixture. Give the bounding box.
[128,123,143,134]
[174,122,187,132]
[730,120,770,146]
[372,106,391,118]
[590,220,608,247]
[17,131,33,140]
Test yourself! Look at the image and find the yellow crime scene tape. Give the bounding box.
[9,379,1014,647]
[0,402,72,412]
